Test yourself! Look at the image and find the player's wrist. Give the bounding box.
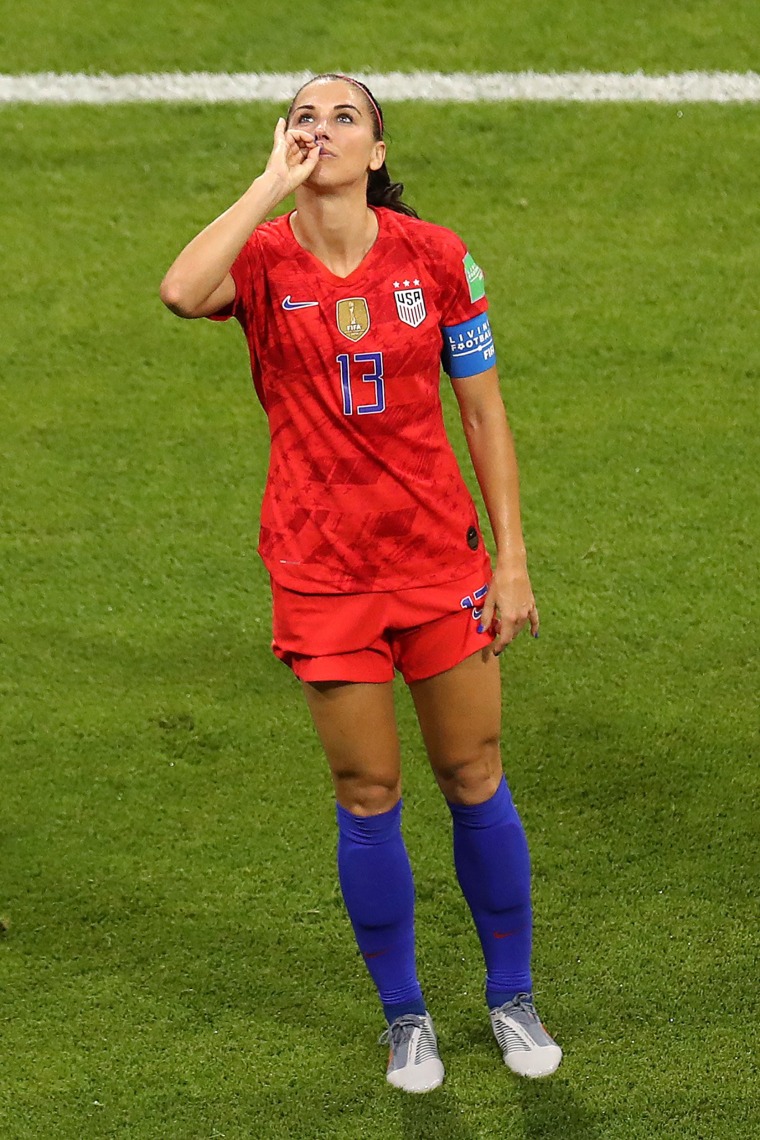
[493,546,528,573]
[250,169,290,209]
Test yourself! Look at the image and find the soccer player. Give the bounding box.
[160,73,562,1092]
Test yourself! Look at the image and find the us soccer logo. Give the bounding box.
[394,283,427,329]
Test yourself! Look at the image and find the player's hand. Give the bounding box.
[264,117,321,198]
[479,560,539,655]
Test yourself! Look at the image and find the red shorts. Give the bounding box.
[271,560,494,684]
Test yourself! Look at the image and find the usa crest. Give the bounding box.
[394,286,426,329]
[336,298,370,342]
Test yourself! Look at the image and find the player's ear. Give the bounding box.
[368,140,386,172]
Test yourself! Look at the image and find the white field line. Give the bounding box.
[1,71,760,105]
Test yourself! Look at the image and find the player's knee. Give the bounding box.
[333,771,401,816]
[433,736,502,804]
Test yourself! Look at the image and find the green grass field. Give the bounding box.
[3,0,760,74]
[1,5,759,1138]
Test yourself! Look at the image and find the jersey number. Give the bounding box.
[336,352,386,416]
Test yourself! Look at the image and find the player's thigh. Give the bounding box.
[301,679,401,814]
[408,649,502,802]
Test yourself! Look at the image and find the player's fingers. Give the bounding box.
[286,127,317,144]
[493,612,529,655]
[492,622,511,656]
[286,142,320,185]
[529,604,540,638]
[286,133,320,168]
[285,128,318,152]
[302,138,321,166]
[477,594,495,637]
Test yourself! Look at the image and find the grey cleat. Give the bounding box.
[379,1012,445,1093]
[490,993,563,1077]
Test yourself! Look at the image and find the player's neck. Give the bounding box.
[290,192,378,279]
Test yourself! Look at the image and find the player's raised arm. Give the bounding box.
[159,119,320,319]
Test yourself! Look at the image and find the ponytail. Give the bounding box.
[367,163,419,218]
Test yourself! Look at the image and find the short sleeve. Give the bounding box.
[439,234,496,378]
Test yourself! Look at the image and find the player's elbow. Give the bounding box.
[159,272,199,319]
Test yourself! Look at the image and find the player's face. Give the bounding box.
[288,79,386,188]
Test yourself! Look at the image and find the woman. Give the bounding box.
[160,73,561,1093]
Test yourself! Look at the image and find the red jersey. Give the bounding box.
[210,207,496,593]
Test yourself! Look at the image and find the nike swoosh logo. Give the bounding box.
[493,930,518,939]
[282,295,319,310]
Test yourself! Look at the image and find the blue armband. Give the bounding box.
[441,315,496,378]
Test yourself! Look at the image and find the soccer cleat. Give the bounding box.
[379,1012,445,1093]
[489,993,562,1078]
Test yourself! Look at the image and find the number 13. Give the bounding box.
[336,352,386,416]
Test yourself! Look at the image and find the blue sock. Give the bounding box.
[447,776,533,1009]
[336,800,426,1024]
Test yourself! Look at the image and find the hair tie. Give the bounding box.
[333,74,384,136]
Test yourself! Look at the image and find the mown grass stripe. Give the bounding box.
[2,70,760,104]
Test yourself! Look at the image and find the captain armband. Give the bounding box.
[441,315,496,378]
